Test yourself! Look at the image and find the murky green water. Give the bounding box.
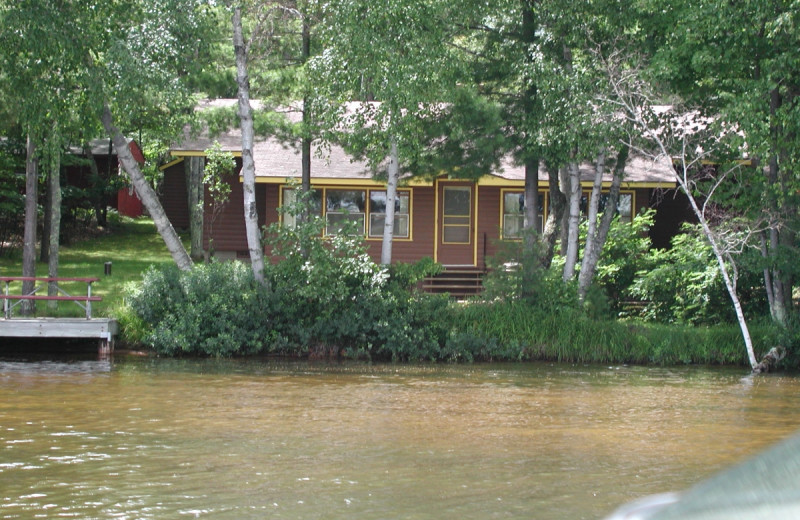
[1,352,799,520]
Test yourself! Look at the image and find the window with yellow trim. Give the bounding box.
[501,191,545,239]
[325,189,366,235]
[368,190,410,238]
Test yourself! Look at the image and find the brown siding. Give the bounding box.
[161,163,190,229]
[477,186,503,269]
[363,186,436,264]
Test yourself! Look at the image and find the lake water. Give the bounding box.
[1,350,799,519]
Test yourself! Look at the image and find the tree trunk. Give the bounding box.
[577,149,606,300]
[21,134,38,316]
[301,16,312,199]
[521,156,539,300]
[233,6,267,284]
[185,156,204,262]
[763,88,788,326]
[381,138,399,265]
[101,104,193,271]
[540,162,564,268]
[83,143,107,228]
[562,158,581,281]
[685,166,758,369]
[47,151,62,310]
[40,169,50,264]
[577,146,627,302]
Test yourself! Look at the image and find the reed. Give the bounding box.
[451,301,763,366]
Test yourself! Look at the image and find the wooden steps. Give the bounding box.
[422,268,485,299]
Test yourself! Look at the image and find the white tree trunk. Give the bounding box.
[101,104,193,271]
[381,138,399,265]
[21,134,38,316]
[578,147,626,302]
[577,150,605,300]
[562,160,581,281]
[233,6,266,284]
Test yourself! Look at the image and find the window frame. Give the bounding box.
[366,189,412,240]
[499,189,547,240]
[279,185,412,240]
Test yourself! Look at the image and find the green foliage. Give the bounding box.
[591,209,657,313]
[481,230,580,312]
[629,224,767,325]
[129,261,278,356]
[0,137,25,257]
[264,196,451,360]
[449,299,761,366]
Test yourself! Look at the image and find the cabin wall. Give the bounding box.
[161,162,190,229]
[156,172,690,265]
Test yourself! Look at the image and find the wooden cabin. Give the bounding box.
[160,117,681,296]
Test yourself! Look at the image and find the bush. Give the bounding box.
[128,261,279,356]
[629,224,768,325]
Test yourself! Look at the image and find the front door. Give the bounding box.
[436,182,475,266]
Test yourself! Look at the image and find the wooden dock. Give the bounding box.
[0,318,119,355]
[1,276,117,356]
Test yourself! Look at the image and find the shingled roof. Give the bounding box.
[170,99,676,186]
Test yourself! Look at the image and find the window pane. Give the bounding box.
[282,189,296,228]
[368,191,409,238]
[326,212,364,235]
[503,215,524,238]
[281,188,322,228]
[502,191,544,237]
[504,192,524,214]
[327,190,365,212]
[618,194,632,223]
[443,187,470,216]
[443,226,470,243]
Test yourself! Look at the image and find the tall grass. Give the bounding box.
[452,300,765,366]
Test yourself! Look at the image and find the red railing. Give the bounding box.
[1,277,102,319]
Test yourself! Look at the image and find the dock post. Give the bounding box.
[98,332,113,359]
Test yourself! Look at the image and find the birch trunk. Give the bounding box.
[562,159,581,281]
[233,6,266,284]
[578,146,627,302]
[101,104,193,271]
[21,134,37,316]
[185,156,204,262]
[47,151,62,310]
[380,139,399,265]
[577,150,605,300]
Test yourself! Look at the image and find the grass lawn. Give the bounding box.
[0,218,181,318]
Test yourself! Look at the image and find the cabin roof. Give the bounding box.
[170,100,676,187]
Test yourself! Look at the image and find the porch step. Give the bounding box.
[422,269,485,299]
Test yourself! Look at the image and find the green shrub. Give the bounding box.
[629,224,768,325]
[128,261,279,356]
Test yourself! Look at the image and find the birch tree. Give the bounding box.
[601,50,760,370]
